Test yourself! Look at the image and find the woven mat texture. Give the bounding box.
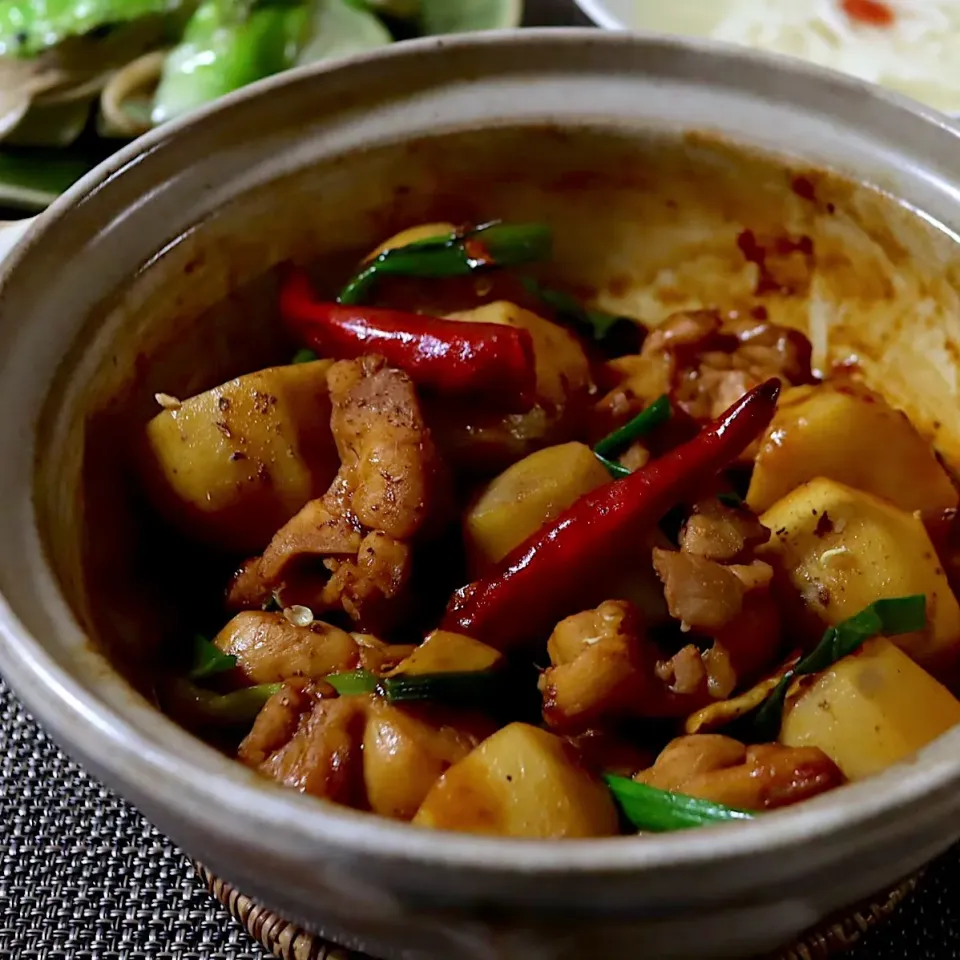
[3,675,960,958]
[2,3,960,958]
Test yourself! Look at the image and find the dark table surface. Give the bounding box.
[2,2,959,958]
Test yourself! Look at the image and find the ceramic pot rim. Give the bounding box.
[1,28,959,880]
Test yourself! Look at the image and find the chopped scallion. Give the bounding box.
[187,634,237,681]
[325,668,503,705]
[739,594,927,742]
[338,221,552,305]
[604,774,754,832]
[595,454,631,479]
[326,669,379,696]
[519,278,629,343]
[168,678,282,726]
[594,395,672,459]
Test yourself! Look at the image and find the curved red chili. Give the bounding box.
[443,379,782,650]
[280,267,537,408]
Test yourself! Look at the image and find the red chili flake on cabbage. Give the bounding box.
[841,0,895,27]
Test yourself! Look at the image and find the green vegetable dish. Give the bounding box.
[0,0,521,210]
[132,211,960,838]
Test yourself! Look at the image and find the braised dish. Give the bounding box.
[116,136,960,840]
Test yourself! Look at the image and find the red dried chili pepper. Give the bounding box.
[841,0,894,27]
[279,267,537,407]
[443,379,782,650]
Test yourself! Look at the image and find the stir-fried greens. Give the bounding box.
[0,0,516,209]
[137,216,960,839]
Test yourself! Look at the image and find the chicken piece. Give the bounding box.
[643,309,724,356]
[237,678,325,766]
[679,314,815,422]
[352,634,417,674]
[541,600,652,729]
[213,611,411,684]
[654,551,775,631]
[213,611,362,684]
[257,490,364,587]
[428,301,594,472]
[565,729,655,778]
[261,355,441,585]
[327,356,441,540]
[363,699,494,820]
[679,498,770,563]
[316,532,413,633]
[225,557,275,611]
[653,550,750,632]
[239,683,368,805]
[233,529,412,635]
[539,600,709,731]
[655,643,711,697]
[241,683,490,818]
[598,310,813,425]
[228,356,444,630]
[634,734,844,811]
[653,548,781,686]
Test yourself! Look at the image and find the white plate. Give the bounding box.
[573,0,960,116]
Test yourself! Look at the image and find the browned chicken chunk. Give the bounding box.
[225,557,275,611]
[565,729,655,778]
[239,682,368,804]
[328,357,442,539]
[316,532,412,632]
[679,498,770,563]
[654,551,755,632]
[212,611,412,685]
[257,490,364,586]
[599,310,813,424]
[652,498,782,692]
[634,734,844,811]
[240,684,491,819]
[226,356,446,631]
[539,600,712,731]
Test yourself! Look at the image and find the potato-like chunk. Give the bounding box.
[413,723,619,838]
[141,360,338,554]
[759,478,960,670]
[747,383,958,514]
[432,302,592,469]
[447,301,591,414]
[387,630,502,677]
[464,442,610,571]
[362,700,491,820]
[780,637,960,780]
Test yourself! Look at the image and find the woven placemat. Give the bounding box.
[193,863,927,960]
[2,675,959,959]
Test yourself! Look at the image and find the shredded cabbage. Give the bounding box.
[627,0,960,113]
